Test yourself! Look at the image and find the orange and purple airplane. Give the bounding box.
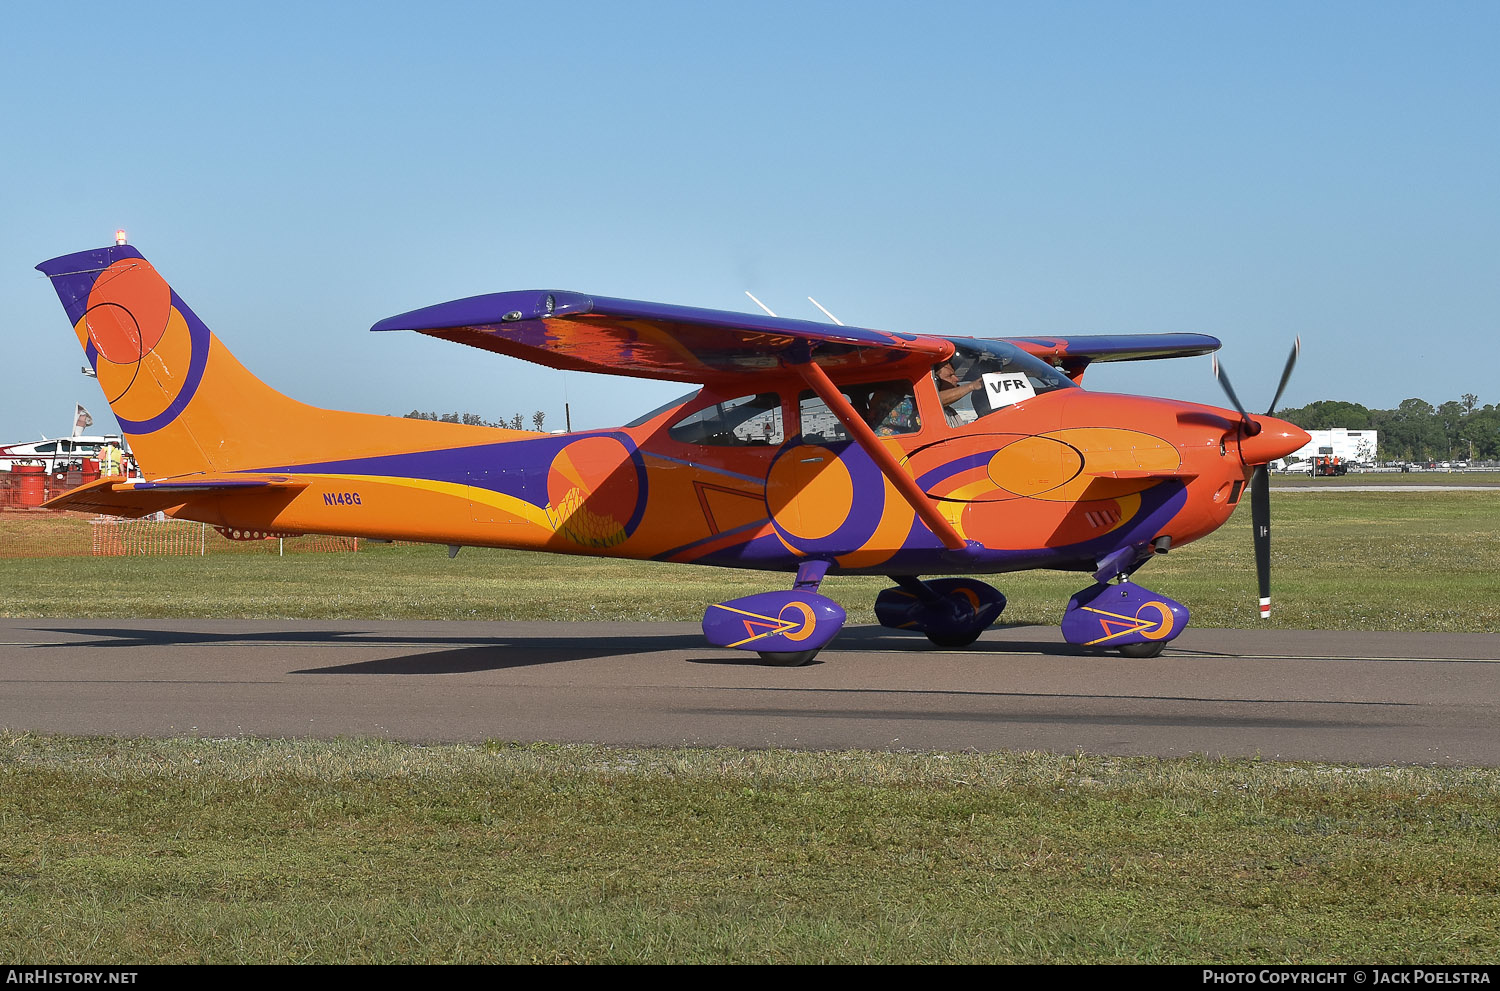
[37,243,1307,664]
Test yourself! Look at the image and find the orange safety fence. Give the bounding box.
[0,512,359,559]
[91,519,359,557]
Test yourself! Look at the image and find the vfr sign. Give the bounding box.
[982,372,1036,409]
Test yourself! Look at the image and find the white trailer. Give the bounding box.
[1284,428,1378,466]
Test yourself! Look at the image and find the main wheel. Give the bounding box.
[922,584,993,649]
[926,629,983,648]
[1117,640,1167,658]
[757,649,820,666]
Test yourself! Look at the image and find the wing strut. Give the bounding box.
[789,358,967,551]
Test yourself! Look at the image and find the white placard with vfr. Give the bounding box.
[981,371,1036,409]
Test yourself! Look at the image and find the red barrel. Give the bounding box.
[13,464,46,508]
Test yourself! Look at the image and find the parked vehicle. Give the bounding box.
[1313,455,1347,476]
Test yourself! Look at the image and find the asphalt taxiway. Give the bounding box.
[1,618,1496,766]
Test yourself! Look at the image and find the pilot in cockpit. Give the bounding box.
[934,359,981,428]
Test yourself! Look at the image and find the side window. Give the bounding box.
[668,393,784,446]
[798,380,920,441]
[798,392,849,443]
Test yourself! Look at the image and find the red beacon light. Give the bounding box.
[114,229,128,246]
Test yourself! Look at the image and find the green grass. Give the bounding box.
[3,734,1498,964]
[3,490,1497,631]
[2,492,1498,962]
[1270,470,1500,486]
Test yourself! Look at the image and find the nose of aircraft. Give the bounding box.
[1238,416,1310,466]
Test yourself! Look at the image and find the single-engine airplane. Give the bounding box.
[37,243,1308,664]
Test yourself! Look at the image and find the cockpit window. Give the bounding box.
[935,339,1075,426]
[668,393,785,446]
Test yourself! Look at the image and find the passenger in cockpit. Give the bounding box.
[867,384,919,436]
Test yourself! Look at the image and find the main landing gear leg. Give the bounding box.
[874,576,1007,648]
[700,560,846,667]
[1061,546,1188,658]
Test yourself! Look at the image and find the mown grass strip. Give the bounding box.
[3,734,1498,964]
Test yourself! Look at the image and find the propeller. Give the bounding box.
[1212,338,1301,620]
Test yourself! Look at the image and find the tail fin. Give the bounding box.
[39,244,503,479]
[36,245,322,477]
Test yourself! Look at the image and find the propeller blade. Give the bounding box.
[1214,339,1299,621]
[1211,354,1252,429]
[1251,464,1271,619]
[1264,336,1302,416]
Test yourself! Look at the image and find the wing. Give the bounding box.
[373,290,1218,387]
[43,474,309,517]
[1006,333,1221,383]
[371,292,953,385]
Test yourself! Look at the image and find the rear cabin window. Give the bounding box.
[798,380,920,441]
[668,393,784,446]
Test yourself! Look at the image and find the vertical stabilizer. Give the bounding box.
[37,245,319,477]
[39,244,534,480]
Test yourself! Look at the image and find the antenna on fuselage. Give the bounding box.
[744,291,781,317]
[807,297,844,326]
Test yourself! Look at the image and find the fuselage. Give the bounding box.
[167,359,1304,578]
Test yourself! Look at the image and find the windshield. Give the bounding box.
[935,339,1075,426]
[625,390,700,428]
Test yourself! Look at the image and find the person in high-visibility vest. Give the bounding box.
[99,442,122,477]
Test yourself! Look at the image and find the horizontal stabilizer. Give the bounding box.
[42,475,308,517]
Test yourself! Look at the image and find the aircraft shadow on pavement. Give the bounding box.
[31,625,704,673]
[30,622,1093,673]
[294,627,1088,674]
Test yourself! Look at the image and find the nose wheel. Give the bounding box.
[1116,639,1168,659]
[1061,579,1187,657]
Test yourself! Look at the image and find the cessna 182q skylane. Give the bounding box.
[38,244,1307,664]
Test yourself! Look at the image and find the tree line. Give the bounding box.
[1279,394,1499,463]
[403,410,547,432]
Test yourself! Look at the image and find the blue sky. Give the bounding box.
[2,0,1496,439]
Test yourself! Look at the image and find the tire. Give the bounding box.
[757,649,820,667]
[1117,640,1167,658]
[926,629,983,648]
